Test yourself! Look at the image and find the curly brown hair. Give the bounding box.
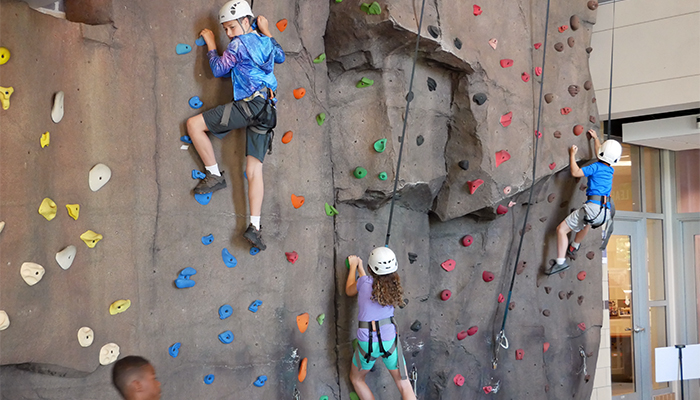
[369,270,404,308]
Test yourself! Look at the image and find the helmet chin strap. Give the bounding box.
[237,18,251,34]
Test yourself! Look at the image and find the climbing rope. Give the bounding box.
[491,0,552,370]
[605,0,617,141]
[384,0,427,247]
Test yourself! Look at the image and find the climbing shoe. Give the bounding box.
[194,171,226,194]
[243,224,267,251]
[546,261,570,275]
[566,244,579,260]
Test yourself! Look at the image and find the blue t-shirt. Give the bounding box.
[581,162,614,197]
[356,275,396,342]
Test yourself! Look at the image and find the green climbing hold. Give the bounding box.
[320,396,329,400]
[356,77,374,88]
[352,338,359,351]
[317,314,325,325]
[354,167,367,179]
[373,138,387,152]
[325,202,339,216]
[360,2,381,15]
[378,172,388,181]
[345,258,350,269]
[349,392,360,400]
[313,53,326,63]
[316,113,326,126]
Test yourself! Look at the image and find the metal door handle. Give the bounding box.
[624,326,645,333]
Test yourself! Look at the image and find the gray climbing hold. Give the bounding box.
[454,38,462,49]
[408,252,417,264]
[410,320,422,332]
[427,25,440,38]
[416,135,424,146]
[543,309,550,317]
[584,80,592,90]
[427,77,437,91]
[578,296,584,305]
[547,193,556,203]
[365,223,374,232]
[544,93,554,103]
[458,160,469,170]
[544,286,552,294]
[473,93,487,105]
[559,291,566,300]
[586,47,593,54]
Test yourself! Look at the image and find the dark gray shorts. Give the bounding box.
[202,97,271,163]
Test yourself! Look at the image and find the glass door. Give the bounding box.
[680,220,700,399]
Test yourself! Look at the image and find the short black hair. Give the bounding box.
[112,356,151,398]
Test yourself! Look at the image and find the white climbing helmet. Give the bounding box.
[218,0,253,24]
[368,247,398,275]
[597,139,622,165]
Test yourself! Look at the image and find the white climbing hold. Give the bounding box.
[55,245,77,270]
[0,221,5,234]
[51,91,64,123]
[0,310,9,331]
[77,327,94,347]
[89,163,112,191]
[99,343,120,365]
[20,262,45,286]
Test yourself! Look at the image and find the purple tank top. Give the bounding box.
[356,275,396,341]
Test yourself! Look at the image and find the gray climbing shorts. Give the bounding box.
[202,96,270,163]
[565,202,609,232]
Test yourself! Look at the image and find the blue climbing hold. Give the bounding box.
[175,278,196,289]
[253,376,267,387]
[176,43,192,55]
[250,246,260,256]
[196,36,206,46]
[180,135,193,144]
[179,267,197,278]
[192,170,206,180]
[204,374,215,385]
[218,330,234,344]
[168,342,181,358]
[222,248,237,268]
[195,193,212,205]
[201,234,214,245]
[219,304,233,320]
[248,300,262,313]
[189,96,203,109]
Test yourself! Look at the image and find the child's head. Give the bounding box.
[367,247,404,307]
[597,139,622,166]
[112,356,161,400]
[218,0,254,40]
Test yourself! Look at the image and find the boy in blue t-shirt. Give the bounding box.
[186,0,284,251]
[547,129,622,275]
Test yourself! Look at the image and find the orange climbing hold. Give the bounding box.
[558,25,569,33]
[282,131,293,144]
[276,19,288,32]
[297,313,309,333]
[499,59,513,68]
[293,88,306,99]
[500,112,512,127]
[543,342,550,353]
[495,150,511,167]
[467,179,484,194]
[298,357,308,382]
[577,271,587,281]
[573,125,584,136]
[291,194,305,209]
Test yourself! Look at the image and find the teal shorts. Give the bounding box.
[352,339,400,370]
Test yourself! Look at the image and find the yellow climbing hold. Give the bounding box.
[41,131,50,148]
[0,47,10,65]
[38,198,57,221]
[66,204,80,220]
[80,230,103,248]
[109,299,131,315]
[0,86,14,110]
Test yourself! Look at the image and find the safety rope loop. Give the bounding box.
[579,346,588,376]
[605,0,617,141]
[384,0,427,247]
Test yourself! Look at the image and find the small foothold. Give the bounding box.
[218,330,234,344]
[55,245,77,270]
[286,251,299,264]
[590,115,597,123]
[482,271,494,282]
[534,42,542,49]
[547,193,556,203]
[549,162,556,170]
[453,374,465,386]
[325,202,339,216]
[554,42,564,52]
[0,86,13,110]
[40,131,50,148]
[353,167,367,179]
[544,93,554,103]
[461,235,473,247]
[535,130,543,139]
[0,221,4,234]
[99,343,120,366]
[454,38,463,49]
[169,342,181,358]
[316,113,326,126]
[313,53,326,63]
[584,80,592,90]
[50,90,64,123]
[467,179,484,194]
[89,163,112,192]
[293,88,306,99]
[586,47,593,54]
[503,186,511,195]
[440,290,451,301]
[559,291,566,300]
[516,261,527,275]
[219,305,233,320]
[498,293,505,303]
[472,93,487,105]
[543,309,551,316]
[66,204,80,220]
[192,170,206,180]
[365,223,374,232]
[509,302,515,310]
[467,326,478,336]
[20,262,45,286]
[577,271,587,281]
[427,77,437,91]
[488,38,498,49]
[516,349,524,360]
[189,96,203,109]
[554,131,562,138]
[80,230,103,248]
[500,59,513,68]
[578,322,586,331]
[558,25,569,33]
[248,300,262,313]
[298,357,308,382]
[573,125,584,136]
[545,286,552,294]
[194,192,212,205]
[109,299,131,315]
[457,331,468,341]
[176,43,192,55]
[410,320,422,332]
[561,107,572,115]
[458,160,470,170]
[291,194,305,209]
[378,172,388,181]
[77,326,93,347]
[535,67,542,76]
[178,267,197,279]
[357,77,374,88]
[416,135,424,146]
[588,0,598,10]
[427,25,440,38]
[38,198,57,221]
[578,295,585,305]
[500,111,513,127]
[250,246,260,255]
[568,37,575,48]
[276,19,288,32]
[175,277,195,289]
[441,259,456,272]
[567,291,574,299]
[316,313,325,326]
[0,47,10,65]
[568,85,580,97]
[222,248,238,268]
[408,252,418,263]
[280,130,293,144]
[254,376,267,387]
[473,5,482,15]
[201,234,214,245]
[196,36,206,46]
[483,386,493,394]
[586,251,595,260]
[521,72,530,82]
[204,374,215,385]
[571,15,580,30]
[373,138,387,152]
[297,313,310,333]
[181,135,193,144]
[495,150,511,167]
[496,204,508,215]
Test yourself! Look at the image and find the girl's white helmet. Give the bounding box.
[368,247,398,275]
[598,140,622,165]
[219,0,253,24]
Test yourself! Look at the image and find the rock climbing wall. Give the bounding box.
[0,0,603,398]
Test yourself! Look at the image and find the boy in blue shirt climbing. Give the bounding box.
[546,129,622,275]
[187,0,285,251]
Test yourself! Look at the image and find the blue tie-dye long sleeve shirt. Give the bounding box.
[207,32,285,101]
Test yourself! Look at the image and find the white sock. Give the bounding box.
[205,164,221,176]
[556,258,566,265]
[250,216,261,230]
[572,242,580,250]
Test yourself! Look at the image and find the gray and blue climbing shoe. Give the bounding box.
[194,171,226,194]
[566,244,579,260]
[243,224,267,251]
[546,261,570,275]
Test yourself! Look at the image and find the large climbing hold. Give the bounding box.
[298,357,308,382]
[570,15,580,30]
[55,245,77,270]
[285,251,299,264]
[0,86,13,110]
[291,194,305,209]
[500,112,513,127]
[109,300,131,315]
[495,150,511,167]
[222,248,237,268]
[38,198,57,221]
[467,179,484,195]
[297,313,310,333]
[89,163,112,191]
[20,262,45,286]
[66,204,80,220]
[80,230,103,248]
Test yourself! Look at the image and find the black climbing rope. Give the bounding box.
[605,0,617,141]
[492,0,552,370]
[384,0,427,247]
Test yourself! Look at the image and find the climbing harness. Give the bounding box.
[219,87,277,154]
[491,0,552,371]
[353,317,409,380]
[409,364,418,395]
[293,386,300,400]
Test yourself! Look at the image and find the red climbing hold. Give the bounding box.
[482,271,494,282]
[516,349,524,360]
[441,259,456,272]
[549,162,556,170]
[483,386,493,394]
[534,42,542,49]
[535,130,543,139]
[578,322,586,331]
[535,67,542,76]
[573,125,584,136]
[467,179,484,195]
[558,25,569,33]
[441,290,452,301]
[467,326,478,336]
[454,374,465,386]
[503,186,511,195]
[500,111,513,127]
[500,59,513,68]
[543,342,550,353]
[498,293,505,303]
[293,88,306,99]
[461,235,473,247]
[496,204,508,215]
[285,251,298,264]
[276,19,288,32]
[291,194,305,209]
[488,38,498,49]
[577,271,587,281]
[457,331,468,340]
[521,72,530,82]
[473,5,482,15]
[282,131,293,144]
[495,150,511,167]
[561,107,572,115]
